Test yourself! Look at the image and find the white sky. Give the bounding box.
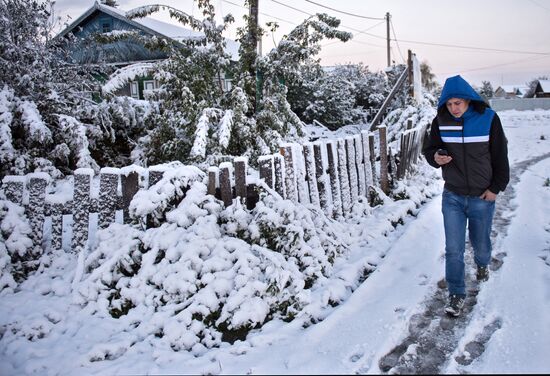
[52,0,550,88]
[1,108,549,374]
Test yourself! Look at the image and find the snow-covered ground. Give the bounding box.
[1,109,549,375]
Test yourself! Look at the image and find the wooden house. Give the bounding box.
[53,1,239,99]
[534,80,550,98]
[493,85,529,99]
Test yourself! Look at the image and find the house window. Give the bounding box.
[100,18,113,33]
[130,81,139,99]
[143,80,155,91]
[224,79,233,92]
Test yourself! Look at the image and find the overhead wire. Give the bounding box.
[222,0,550,73]
[304,0,385,20]
[222,0,298,25]
[390,38,550,56]
[438,54,550,75]
[389,18,405,63]
[528,0,550,12]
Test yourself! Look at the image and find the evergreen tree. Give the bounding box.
[100,0,119,7]
[479,80,494,101]
[420,60,439,92]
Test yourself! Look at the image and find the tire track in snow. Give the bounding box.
[376,152,550,375]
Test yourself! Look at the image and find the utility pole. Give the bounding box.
[386,12,391,67]
[245,0,259,112]
[249,0,259,54]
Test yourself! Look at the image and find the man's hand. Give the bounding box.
[434,152,452,166]
[480,189,497,201]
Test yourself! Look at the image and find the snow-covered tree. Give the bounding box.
[420,60,439,93]
[479,80,494,101]
[0,0,123,179]
[100,0,119,7]
[122,2,351,167]
[253,13,352,145]
[302,71,357,130]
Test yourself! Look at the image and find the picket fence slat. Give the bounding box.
[234,158,247,200]
[99,169,119,229]
[313,141,330,216]
[379,126,389,194]
[274,154,285,198]
[337,139,351,215]
[258,156,274,189]
[303,143,320,207]
[326,140,342,219]
[281,144,297,202]
[72,170,91,251]
[28,175,48,250]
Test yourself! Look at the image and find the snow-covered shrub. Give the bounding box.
[76,165,351,353]
[128,162,205,227]
[0,200,33,289]
[220,192,349,287]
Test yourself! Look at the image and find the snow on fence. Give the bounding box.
[1,123,426,252]
[396,119,429,180]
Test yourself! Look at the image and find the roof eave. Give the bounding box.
[52,1,178,45]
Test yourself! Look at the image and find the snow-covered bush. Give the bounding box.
[0,200,33,290]
[75,164,350,353]
[286,62,395,130]
[220,193,349,287]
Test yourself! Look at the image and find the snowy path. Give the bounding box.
[379,152,550,374]
[205,153,550,375]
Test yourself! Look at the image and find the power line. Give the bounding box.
[438,54,550,75]
[270,0,312,16]
[528,0,550,12]
[321,20,386,48]
[391,38,550,56]
[222,0,298,25]
[389,19,405,63]
[270,0,387,46]
[304,0,385,20]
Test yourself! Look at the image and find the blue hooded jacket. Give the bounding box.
[437,75,485,108]
[422,75,509,196]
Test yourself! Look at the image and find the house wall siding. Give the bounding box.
[68,11,168,64]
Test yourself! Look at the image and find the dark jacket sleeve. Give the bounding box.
[422,117,444,169]
[488,114,510,194]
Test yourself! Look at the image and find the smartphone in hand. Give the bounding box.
[436,148,448,156]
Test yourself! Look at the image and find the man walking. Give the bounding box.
[422,75,510,317]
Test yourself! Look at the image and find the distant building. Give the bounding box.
[534,80,550,98]
[53,1,239,99]
[493,85,529,99]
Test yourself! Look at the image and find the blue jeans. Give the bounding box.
[442,189,496,296]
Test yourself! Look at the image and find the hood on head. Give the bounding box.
[438,75,484,108]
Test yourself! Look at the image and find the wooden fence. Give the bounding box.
[1,122,426,252]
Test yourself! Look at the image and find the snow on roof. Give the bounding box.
[56,1,239,60]
[538,80,550,92]
[497,85,519,93]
